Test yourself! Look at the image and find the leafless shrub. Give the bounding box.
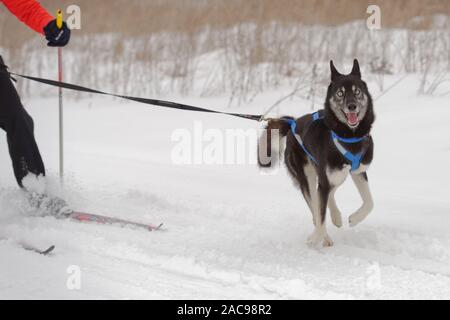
[0,0,449,103]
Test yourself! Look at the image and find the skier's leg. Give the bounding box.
[0,56,45,188]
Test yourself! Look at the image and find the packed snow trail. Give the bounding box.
[1,76,450,299]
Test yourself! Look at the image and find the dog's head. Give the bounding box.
[325,59,374,133]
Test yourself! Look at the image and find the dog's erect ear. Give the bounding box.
[351,59,361,78]
[330,60,341,82]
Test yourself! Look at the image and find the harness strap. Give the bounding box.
[331,137,366,172]
[286,110,369,171]
[331,131,367,143]
[286,118,319,165]
[312,112,322,121]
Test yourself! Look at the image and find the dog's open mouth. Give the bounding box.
[344,111,359,127]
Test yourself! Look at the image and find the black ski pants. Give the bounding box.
[0,55,45,187]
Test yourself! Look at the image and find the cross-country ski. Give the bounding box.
[0,238,55,256]
[66,211,163,232]
[21,243,55,255]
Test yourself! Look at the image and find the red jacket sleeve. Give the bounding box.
[2,0,53,34]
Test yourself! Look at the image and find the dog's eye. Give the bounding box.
[355,88,361,96]
[336,90,344,97]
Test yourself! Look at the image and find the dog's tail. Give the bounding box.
[257,117,293,168]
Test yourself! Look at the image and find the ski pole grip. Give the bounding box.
[56,9,63,29]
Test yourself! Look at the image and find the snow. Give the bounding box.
[0,74,450,300]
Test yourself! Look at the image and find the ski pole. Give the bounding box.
[56,9,64,181]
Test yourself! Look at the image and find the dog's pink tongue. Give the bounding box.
[346,112,358,125]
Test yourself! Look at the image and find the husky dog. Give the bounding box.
[259,59,375,247]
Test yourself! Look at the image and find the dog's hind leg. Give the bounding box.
[328,187,343,228]
[349,172,374,227]
[307,178,333,247]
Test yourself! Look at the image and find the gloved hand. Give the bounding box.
[43,19,71,47]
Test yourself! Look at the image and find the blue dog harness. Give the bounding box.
[285,111,369,172]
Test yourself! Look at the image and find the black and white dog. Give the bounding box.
[259,59,375,247]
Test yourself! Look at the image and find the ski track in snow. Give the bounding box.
[1,76,450,299]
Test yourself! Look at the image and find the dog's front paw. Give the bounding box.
[330,210,343,228]
[349,211,368,227]
[322,234,334,247]
[349,201,374,227]
[307,231,334,248]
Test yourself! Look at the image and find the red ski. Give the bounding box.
[64,211,163,232]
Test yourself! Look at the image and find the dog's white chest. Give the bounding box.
[326,165,351,187]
